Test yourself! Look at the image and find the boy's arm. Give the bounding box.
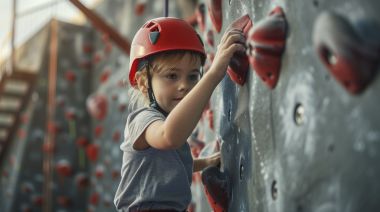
[193,152,221,172]
[145,29,246,150]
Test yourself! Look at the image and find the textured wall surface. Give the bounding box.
[0,0,379,212]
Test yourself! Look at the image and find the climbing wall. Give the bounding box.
[0,20,95,211]
[1,0,379,211]
[195,0,380,212]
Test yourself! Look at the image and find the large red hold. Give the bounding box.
[227,14,253,85]
[313,12,380,94]
[201,166,230,212]
[247,6,287,89]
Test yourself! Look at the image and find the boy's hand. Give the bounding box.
[209,28,246,79]
[205,151,221,167]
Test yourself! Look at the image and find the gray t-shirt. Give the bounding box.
[114,107,193,211]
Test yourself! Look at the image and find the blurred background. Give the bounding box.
[0,0,379,212]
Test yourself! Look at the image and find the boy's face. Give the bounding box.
[151,54,202,113]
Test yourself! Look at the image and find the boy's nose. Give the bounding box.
[178,79,190,92]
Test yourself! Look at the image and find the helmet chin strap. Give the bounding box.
[146,66,169,117]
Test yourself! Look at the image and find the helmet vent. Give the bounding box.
[144,22,160,32]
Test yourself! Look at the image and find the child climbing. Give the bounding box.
[114,17,246,212]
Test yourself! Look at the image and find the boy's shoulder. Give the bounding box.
[127,107,165,122]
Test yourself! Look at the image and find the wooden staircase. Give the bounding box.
[0,69,37,162]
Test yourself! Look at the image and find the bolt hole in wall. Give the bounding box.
[271,180,278,200]
[228,108,232,122]
[313,0,319,7]
[239,156,244,181]
[294,103,305,126]
[297,205,304,212]
[328,144,335,153]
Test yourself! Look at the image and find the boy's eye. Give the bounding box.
[166,73,177,80]
[189,73,200,81]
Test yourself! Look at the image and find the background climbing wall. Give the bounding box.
[0,0,379,212]
[196,0,380,212]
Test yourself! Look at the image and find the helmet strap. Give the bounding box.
[146,65,169,117]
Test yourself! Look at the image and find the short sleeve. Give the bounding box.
[122,107,165,150]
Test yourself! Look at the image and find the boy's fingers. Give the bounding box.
[221,28,243,43]
[224,33,246,49]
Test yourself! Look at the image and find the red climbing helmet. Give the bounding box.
[129,17,206,87]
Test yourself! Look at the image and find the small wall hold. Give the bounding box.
[32,194,44,206]
[206,30,214,47]
[57,195,71,208]
[134,1,146,16]
[206,109,214,130]
[86,94,108,121]
[75,173,90,189]
[206,0,223,33]
[89,192,100,205]
[94,125,103,138]
[201,166,230,212]
[86,144,99,162]
[42,142,55,153]
[47,121,61,135]
[196,3,206,32]
[227,14,253,85]
[65,70,76,83]
[93,51,103,64]
[247,6,287,89]
[65,107,77,121]
[76,136,89,148]
[95,165,105,179]
[100,68,111,84]
[111,168,120,180]
[118,103,127,112]
[56,159,72,177]
[112,130,121,142]
[82,43,93,54]
[312,12,380,94]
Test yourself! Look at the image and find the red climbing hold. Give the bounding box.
[57,196,71,207]
[247,6,287,89]
[56,159,72,177]
[65,108,76,120]
[206,30,214,47]
[201,166,230,212]
[76,136,89,148]
[86,143,99,162]
[206,0,223,33]
[94,125,104,137]
[90,192,100,205]
[75,173,90,189]
[313,12,380,94]
[196,3,206,32]
[95,165,105,179]
[112,130,121,142]
[65,70,76,82]
[227,14,253,85]
[135,1,146,16]
[100,68,111,83]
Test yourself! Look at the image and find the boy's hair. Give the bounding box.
[128,50,203,111]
